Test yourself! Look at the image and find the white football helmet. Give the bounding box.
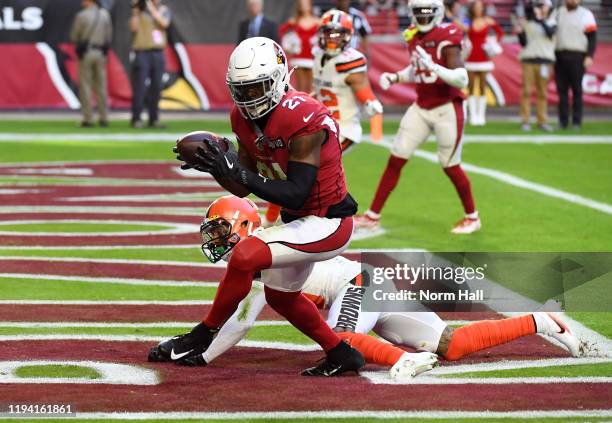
[409,0,444,33]
[226,37,289,120]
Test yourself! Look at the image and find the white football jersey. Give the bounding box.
[301,256,362,308]
[313,47,367,143]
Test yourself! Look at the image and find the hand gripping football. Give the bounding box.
[175,131,230,167]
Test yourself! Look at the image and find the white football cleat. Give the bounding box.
[389,352,438,380]
[353,213,380,230]
[451,217,481,234]
[533,312,581,357]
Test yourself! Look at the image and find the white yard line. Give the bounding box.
[0,206,206,215]
[0,256,226,268]
[0,335,319,351]
[0,300,213,305]
[370,138,612,215]
[416,150,612,215]
[2,132,612,143]
[0,274,217,288]
[0,320,474,328]
[15,410,612,419]
[364,356,612,385]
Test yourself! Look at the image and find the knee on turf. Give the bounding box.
[227,236,271,273]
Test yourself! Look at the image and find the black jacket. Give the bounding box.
[238,16,279,44]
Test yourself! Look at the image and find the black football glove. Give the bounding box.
[172,145,201,171]
[194,139,247,184]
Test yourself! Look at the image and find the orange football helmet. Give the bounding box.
[318,9,354,56]
[200,195,261,262]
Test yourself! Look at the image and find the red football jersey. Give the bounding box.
[231,90,348,218]
[408,23,465,109]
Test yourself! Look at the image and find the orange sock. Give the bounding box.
[339,332,404,367]
[444,315,536,361]
[265,203,281,224]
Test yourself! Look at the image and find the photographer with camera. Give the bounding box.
[70,0,112,128]
[129,0,171,128]
[515,0,556,132]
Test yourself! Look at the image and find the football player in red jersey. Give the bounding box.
[354,0,481,234]
[152,37,365,376]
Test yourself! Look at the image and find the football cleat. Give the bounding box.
[389,352,438,380]
[450,217,481,234]
[533,312,581,357]
[301,341,365,377]
[353,214,380,230]
[147,323,217,364]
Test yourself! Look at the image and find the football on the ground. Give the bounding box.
[176,131,229,166]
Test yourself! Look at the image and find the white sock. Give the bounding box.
[478,96,487,124]
[365,209,381,220]
[466,211,479,220]
[468,96,477,125]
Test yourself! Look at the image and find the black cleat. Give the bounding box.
[176,353,208,367]
[146,323,217,364]
[301,340,365,376]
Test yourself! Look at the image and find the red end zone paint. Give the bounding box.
[0,340,605,413]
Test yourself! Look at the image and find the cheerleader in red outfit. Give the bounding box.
[279,0,320,93]
[465,0,504,125]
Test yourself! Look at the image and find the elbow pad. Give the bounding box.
[432,65,468,89]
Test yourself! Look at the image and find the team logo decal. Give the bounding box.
[274,43,286,65]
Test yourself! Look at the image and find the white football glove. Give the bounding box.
[364,99,383,117]
[415,45,436,72]
[379,72,398,90]
[389,352,438,380]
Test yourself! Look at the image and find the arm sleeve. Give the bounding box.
[432,64,469,89]
[242,160,318,210]
[70,15,82,42]
[586,31,597,57]
[201,284,266,364]
[492,20,504,41]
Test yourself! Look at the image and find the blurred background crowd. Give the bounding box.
[1,0,609,130]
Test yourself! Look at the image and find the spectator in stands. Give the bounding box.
[465,0,504,126]
[553,0,597,130]
[443,0,466,29]
[238,0,279,44]
[279,0,319,92]
[516,0,555,132]
[129,0,171,129]
[70,0,112,128]
[336,0,372,55]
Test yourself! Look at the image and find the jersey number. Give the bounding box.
[413,56,439,84]
[282,96,307,110]
[256,161,287,181]
[318,88,340,120]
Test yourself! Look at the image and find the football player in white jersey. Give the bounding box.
[150,195,582,374]
[313,9,383,153]
[261,10,383,228]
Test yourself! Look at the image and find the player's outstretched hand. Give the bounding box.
[415,46,436,72]
[195,139,245,183]
[379,72,398,90]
